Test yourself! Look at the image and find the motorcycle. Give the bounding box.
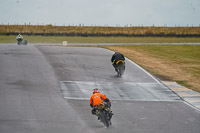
[94,102,113,128]
[17,37,28,46]
[115,60,125,77]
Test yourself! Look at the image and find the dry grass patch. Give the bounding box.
[1,25,200,37]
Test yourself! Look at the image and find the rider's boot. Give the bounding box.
[110,111,114,115]
[107,107,114,115]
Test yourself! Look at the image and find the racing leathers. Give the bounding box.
[90,92,111,115]
[111,52,125,71]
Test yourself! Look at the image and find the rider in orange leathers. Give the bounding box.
[90,88,111,115]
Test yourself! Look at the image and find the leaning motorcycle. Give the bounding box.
[17,37,28,46]
[115,60,125,77]
[94,102,113,127]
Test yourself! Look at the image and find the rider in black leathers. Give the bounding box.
[111,51,125,71]
[16,34,23,45]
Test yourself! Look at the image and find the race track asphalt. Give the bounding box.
[0,43,199,133]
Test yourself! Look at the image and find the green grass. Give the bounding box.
[124,45,200,62]
[1,35,200,43]
[126,45,200,78]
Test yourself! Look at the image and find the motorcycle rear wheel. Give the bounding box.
[99,111,109,127]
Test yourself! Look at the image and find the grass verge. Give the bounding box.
[1,35,200,43]
[100,45,200,92]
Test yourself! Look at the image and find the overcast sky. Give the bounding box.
[0,0,200,26]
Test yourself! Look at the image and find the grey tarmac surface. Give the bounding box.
[0,43,200,133]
